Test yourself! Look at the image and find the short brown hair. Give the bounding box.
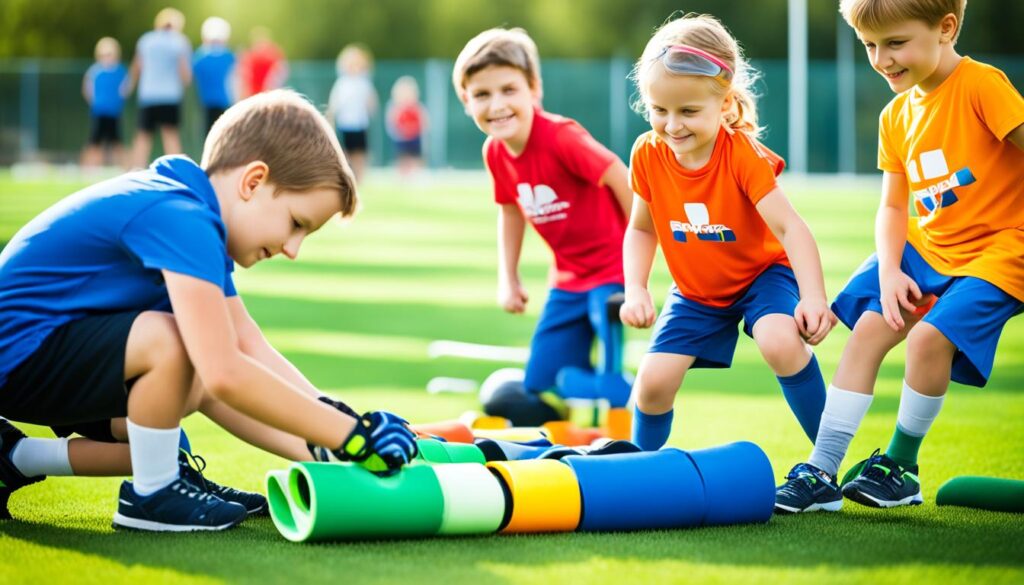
[202,90,358,217]
[840,0,967,42]
[452,28,542,100]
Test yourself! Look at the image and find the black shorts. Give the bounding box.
[89,115,121,145]
[0,311,142,427]
[138,104,181,132]
[339,129,368,153]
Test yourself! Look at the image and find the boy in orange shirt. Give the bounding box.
[776,0,1024,513]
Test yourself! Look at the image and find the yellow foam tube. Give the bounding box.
[486,459,581,533]
[472,427,549,442]
[604,407,632,441]
[472,416,511,430]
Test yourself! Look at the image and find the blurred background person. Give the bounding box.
[328,43,378,182]
[130,7,191,167]
[238,27,287,98]
[81,37,129,168]
[193,16,236,136]
[386,75,428,179]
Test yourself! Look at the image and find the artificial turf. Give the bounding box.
[0,171,1021,585]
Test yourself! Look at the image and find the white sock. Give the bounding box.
[896,380,945,437]
[126,419,180,496]
[807,385,874,477]
[10,437,74,477]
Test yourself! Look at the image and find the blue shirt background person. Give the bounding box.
[194,16,236,134]
[0,156,236,390]
[85,62,129,117]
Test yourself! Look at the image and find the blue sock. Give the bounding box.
[178,429,192,455]
[777,354,827,443]
[632,406,673,451]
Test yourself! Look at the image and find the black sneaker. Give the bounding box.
[0,420,45,520]
[774,462,843,514]
[178,450,267,516]
[112,478,248,532]
[841,449,923,508]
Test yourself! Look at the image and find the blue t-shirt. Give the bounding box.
[193,45,236,108]
[86,63,128,117]
[136,29,192,106]
[0,156,237,388]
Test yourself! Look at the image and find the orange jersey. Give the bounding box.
[879,58,1024,302]
[630,127,789,308]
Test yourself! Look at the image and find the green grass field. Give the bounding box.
[1,171,1022,585]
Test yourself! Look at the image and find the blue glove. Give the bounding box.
[333,411,418,475]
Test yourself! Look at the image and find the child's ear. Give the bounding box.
[239,161,270,202]
[939,13,958,43]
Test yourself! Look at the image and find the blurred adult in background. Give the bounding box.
[130,7,192,168]
[386,75,428,178]
[238,27,287,98]
[193,16,236,136]
[81,37,129,168]
[328,43,378,182]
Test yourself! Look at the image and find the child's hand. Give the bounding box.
[794,297,835,346]
[498,281,529,314]
[620,287,656,328]
[332,411,419,475]
[879,268,924,331]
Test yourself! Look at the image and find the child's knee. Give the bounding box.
[127,311,194,379]
[906,322,955,363]
[634,362,684,403]
[755,325,807,373]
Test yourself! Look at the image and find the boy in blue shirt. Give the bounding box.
[81,37,129,168]
[193,17,237,136]
[0,90,418,532]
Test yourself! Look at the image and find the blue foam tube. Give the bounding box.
[685,441,775,526]
[563,448,706,531]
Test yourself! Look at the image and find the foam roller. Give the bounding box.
[564,449,705,531]
[472,427,549,443]
[433,463,507,534]
[416,439,486,464]
[486,459,582,533]
[542,421,604,446]
[685,442,775,525]
[411,420,475,443]
[266,462,444,542]
[936,476,1024,513]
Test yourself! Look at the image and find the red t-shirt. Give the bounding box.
[240,42,283,96]
[485,109,625,292]
[631,127,789,307]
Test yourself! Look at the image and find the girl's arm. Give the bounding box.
[497,203,529,313]
[621,195,659,328]
[756,187,834,345]
[599,159,633,220]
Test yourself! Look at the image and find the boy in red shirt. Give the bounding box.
[453,28,633,425]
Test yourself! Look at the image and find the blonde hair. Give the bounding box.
[631,14,762,138]
[391,76,420,104]
[201,16,231,44]
[202,90,358,217]
[154,7,185,32]
[452,28,542,100]
[841,0,966,42]
[94,37,121,62]
[337,44,373,76]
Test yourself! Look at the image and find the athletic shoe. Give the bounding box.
[774,462,843,514]
[0,420,45,520]
[178,450,268,516]
[841,449,923,508]
[112,478,248,532]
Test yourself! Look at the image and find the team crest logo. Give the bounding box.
[907,149,974,215]
[670,203,736,243]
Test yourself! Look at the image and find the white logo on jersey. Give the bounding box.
[517,183,570,224]
[905,149,972,214]
[669,202,736,242]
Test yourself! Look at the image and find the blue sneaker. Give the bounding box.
[112,478,248,532]
[0,420,45,520]
[774,462,843,514]
[842,449,923,508]
[178,450,267,516]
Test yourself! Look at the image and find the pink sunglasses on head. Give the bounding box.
[655,45,733,83]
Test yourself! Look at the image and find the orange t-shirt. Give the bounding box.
[630,127,789,308]
[878,57,1024,301]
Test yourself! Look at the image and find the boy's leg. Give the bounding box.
[159,125,182,156]
[632,353,694,450]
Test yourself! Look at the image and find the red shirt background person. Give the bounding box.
[239,27,288,98]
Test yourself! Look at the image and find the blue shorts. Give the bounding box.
[524,283,623,392]
[832,242,1023,387]
[648,264,799,369]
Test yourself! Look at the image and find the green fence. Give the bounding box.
[1,57,1021,172]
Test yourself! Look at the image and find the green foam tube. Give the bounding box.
[936,476,1024,513]
[433,463,506,535]
[267,462,445,542]
[416,439,486,464]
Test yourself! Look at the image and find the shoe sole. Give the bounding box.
[775,499,843,514]
[843,488,923,509]
[112,512,246,532]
